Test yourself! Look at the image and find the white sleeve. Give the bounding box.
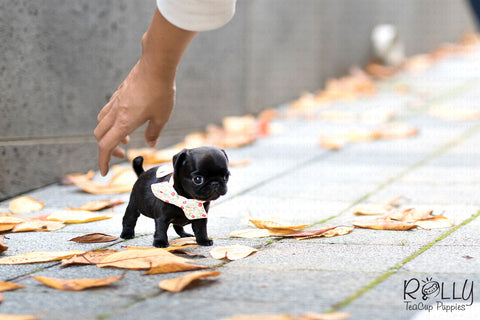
[156,0,236,31]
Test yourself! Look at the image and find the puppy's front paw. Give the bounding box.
[120,229,135,239]
[153,239,169,248]
[197,239,213,246]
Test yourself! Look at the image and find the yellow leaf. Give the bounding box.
[12,220,65,233]
[159,270,221,292]
[46,209,113,224]
[0,281,25,292]
[61,249,117,267]
[168,237,198,247]
[76,199,124,211]
[353,219,416,231]
[374,122,418,139]
[0,250,84,265]
[249,217,307,231]
[33,274,124,291]
[320,226,355,238]
[210,244,257,261]
[8,196,44,214]
[386,208,433,223]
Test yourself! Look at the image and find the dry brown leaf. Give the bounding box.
[76,199,124,211]
[0,314,45,320]
[249,218,307,231]
[416,215,454,230]
[69,233,119,243]
[97,248,206,274]
[109,167,137,187]
[0,281,25,292]
[33,274,124,291]
[353,203,392,215]
[0,235,7,253]
[317,226,355,238]
[12,220,65,233]
[374,122,418,139]
[168,237,198,247]
[387,208,433,223]
[159,270,221,292]
[8,196,44,214]
[66,171,133,194]
[46,209,113,224]
[61,249,117,267]
[353,218,417,231]
[229,228,272,238]
[210,244,258,261]
[0,250,84,265]
[270,227,336,238]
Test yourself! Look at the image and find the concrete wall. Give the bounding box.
[0,0,476,200]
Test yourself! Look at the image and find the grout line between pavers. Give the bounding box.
[329,209,480,312]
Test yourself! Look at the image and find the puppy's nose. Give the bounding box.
[211,182,227,195]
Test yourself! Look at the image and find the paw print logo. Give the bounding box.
[421,277,440,300]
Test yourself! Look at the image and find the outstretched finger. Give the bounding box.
[145,120,165,148]
[97,126,129,176]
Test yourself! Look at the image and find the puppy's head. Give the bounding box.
[173,147,230,201]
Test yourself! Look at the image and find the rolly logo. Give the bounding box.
[422,277,440,300]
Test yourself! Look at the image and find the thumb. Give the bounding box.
[145,120,165,147]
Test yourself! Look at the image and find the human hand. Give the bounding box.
[94,8,197,176]
[94,58,175,176]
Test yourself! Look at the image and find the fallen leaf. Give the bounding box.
[0,235,7,253]
[168,237,198,247]
[127,148,177,165]
[0,314,45,320]
[229,228,273,238]
[109,167,137,187]
[69,233,119,243]
[353,218,417,231]
[316,226,355,238]
[46,209,113,224]
[12,220,65,233]
[386,208,433,223]
[0,250,84,265]
[8,196,44,214]
[159,270,221,292]
[416,215,454,229]
[374,122,418,139]
[0,281,25,292]
[210,244,257,261]
[353,203,392,215]
[98,248,207,274]
[33,274,124,291]
[76,199,124,211]
[61,249,117,267]
[66,170,133,194]
[0,223,16,233]
[249,218,307,231]
[269,227,336,238]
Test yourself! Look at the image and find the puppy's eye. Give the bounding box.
[192,176,204,185]
[223,173,230,182]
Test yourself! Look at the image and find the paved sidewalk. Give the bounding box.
[2,47,480,320]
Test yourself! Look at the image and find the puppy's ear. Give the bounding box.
[221,149,229,162]
[172,149,188,172]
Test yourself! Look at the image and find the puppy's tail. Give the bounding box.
[132,156,145,177]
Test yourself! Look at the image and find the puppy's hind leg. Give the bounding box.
[173,225,194,238]
[120,201,140,239]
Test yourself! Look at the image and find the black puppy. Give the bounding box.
[120,146,229,248]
